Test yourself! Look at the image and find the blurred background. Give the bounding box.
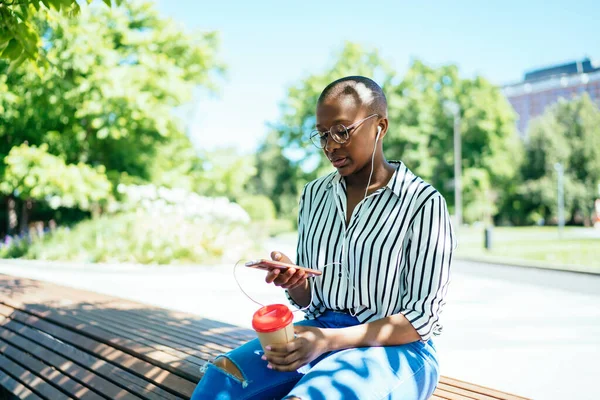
[0,0,599,399]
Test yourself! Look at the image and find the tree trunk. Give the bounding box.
[20,199,33,236]
[7,195,17,236]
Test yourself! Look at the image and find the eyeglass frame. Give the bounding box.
[309,113,380,149]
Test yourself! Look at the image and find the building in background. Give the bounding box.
[502,58,600,137]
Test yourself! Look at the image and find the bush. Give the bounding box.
[0,185,260,265]
[237,195,277,221]
[3,211,259,265]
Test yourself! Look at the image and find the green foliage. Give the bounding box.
[237,195,276,221]
[2,211,260,264]
[385,61,521,224]
[0,0,223,176]
[0,143,112,209]
[511,94,600,225]
[259,218,295,237]
[248,131,304,218]
[0,183,260,264]
[148,133,204,192]
[0,0,223,222]
[0,0,121,70]
[197,148,256,200]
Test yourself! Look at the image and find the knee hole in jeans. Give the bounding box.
[213,356,245,382]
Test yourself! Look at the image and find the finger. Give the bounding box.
[281,271,306,289]
[268,359,304,372]
[273,267,296,286]
[278,268,299,288]
[265,268,280,284]
[271,250,292,264]
[266,350,301,366]
[265,341,297,354]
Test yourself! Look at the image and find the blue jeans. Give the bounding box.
[191,310,439,400]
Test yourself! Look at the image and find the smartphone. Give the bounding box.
[245,259,322,276]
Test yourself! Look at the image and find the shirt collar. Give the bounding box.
[326,161,404,198]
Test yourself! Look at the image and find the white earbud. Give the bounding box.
[376,126,382,141]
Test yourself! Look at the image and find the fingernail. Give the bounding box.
[261,355,266,360]
[267,364,273,369]
[265,346,271,351]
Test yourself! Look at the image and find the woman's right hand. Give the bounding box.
[265,251,308,290]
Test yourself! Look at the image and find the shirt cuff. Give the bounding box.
[400,309,438,342]
[285,289,304,310]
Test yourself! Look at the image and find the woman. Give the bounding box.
[192,76,456,400]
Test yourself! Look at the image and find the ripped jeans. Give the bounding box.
[191,310,439,400]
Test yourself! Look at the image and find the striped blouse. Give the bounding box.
[287,161,456,341]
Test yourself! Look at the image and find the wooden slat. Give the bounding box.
[0,326,142,400]
[81,307,241,353]
[0,369,43,400]
[0,304,196,399]
[55,305,225,362]
[117,307,255,343]
[0,300,202,382]
[0,321,178,400]
[0,353,71,400]
[436,382,500,399]
[0,276,253,344]
[43,304,210,366]
[433,387,481,400]
[439,377,531,400]
[0,337,104,400]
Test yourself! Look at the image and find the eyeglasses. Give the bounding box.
[310,114,379,149]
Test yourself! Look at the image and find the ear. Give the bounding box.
[377,118,389,140]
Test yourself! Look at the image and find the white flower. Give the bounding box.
[116,184,250,224]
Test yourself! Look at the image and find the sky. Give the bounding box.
[155,0,600,153]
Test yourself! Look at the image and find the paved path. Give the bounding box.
[0,254,598,399]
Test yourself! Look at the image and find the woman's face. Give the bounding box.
[316,96,379,177]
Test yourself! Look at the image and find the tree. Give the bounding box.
[148,132,204,192]
[385,61,521,224]
[1,1,222,179]
[0,0,119,71]
[196,148,256,201]
[512,94,600,225]
[0,0,223,229]
[248,130,302,218]
[0,143,112,233]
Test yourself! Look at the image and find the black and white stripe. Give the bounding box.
[287,161,456,341]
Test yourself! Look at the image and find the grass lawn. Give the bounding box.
[456,226,600,272]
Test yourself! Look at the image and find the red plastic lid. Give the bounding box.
[252,304,293,333]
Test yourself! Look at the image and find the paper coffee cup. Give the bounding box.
[252,304,294,352]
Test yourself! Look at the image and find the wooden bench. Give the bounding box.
[0,274,530,400]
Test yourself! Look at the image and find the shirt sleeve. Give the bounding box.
[285,185,307,310]
[400,194,456,342]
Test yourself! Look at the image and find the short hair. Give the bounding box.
[317,76,388,117]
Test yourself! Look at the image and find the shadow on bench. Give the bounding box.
[0,274,530,400]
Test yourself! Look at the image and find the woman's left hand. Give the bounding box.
[262,326,332,372]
